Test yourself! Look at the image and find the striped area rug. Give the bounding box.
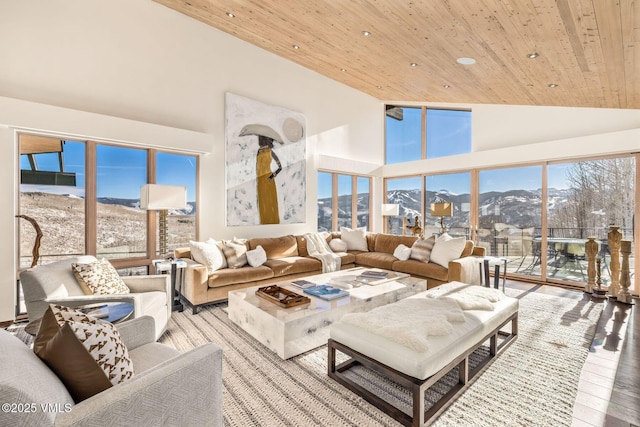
[158,288,603,427]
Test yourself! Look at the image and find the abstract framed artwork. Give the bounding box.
[225,92,306,226]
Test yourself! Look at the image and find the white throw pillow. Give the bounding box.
[340,227,368,251]
[329,238,348,252]
[429,234,467,268]
[393,244,412,261]
[246,245,267,267]
[190,240,226,273]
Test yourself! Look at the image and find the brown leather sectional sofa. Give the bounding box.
[174,233,485,313]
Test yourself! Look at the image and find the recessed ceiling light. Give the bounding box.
[443,84,451,89]
[361,30,372,37]
[548,83,558,88]
[292,44,300,49]
[226,12,235,18]
[527,52,539,59]
[376,85,382,89]
[410,63,418,67]
[456,57,476,65]
[340,68,347,72]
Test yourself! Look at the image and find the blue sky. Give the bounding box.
[20,141,197,201]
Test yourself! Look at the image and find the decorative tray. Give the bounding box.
[256,285,311,308]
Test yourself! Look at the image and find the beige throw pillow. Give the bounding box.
[410,235,436,263]
[429,234,467,268]
[190,239,227,273]
[72,258,130,295]
[393,244,412,261]
[340,227,368,251]
[246,245,267,267]
[328,238,348,252]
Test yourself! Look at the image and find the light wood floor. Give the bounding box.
[503,279,638,427]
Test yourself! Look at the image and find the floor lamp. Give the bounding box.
[430,202,453,234]
[141,184,187,312]
[140,184,187,258]
[381,203,400,234]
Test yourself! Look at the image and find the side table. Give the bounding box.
[153,259,187,312]
[477,256,509,291]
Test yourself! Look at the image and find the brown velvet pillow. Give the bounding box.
[33,305,134,403]
[34,308,112,402]
[460,240,475,257]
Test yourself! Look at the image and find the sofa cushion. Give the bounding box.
[128,342,180,374]
[295,235,310,257]
[354,252,398,270]
[374,234,418,254]
[430,234,467,268]
[410,235,437,262]
[207,266,274,288]
[333,252,356,266]
[0,330,73,426]
[72,258,130,295]
[34,305,134,402]
[249,235,298,259]
[392,260,449,282]
[264,256,322,277]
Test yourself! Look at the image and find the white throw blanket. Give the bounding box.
[340,298,465,352]
[304,232,341,273]
[425,282,504,311]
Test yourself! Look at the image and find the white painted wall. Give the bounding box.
[0,0,638,321]
[0,0,382,322]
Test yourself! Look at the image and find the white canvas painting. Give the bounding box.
[225,92,306,226]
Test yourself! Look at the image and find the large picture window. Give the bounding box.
[317,171,371,231]
[18,134,198,268]
[385,106,471,164]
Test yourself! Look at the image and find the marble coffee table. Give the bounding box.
[228,267,427,359]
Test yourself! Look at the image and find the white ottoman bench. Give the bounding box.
[328,281,518,426]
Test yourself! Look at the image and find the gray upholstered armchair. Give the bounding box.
[0,316,223,426]
[20,256,171,340]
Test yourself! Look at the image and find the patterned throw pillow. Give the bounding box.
[72,258,130,295]
[33,304,134,402]
[410,235,436,263]
[221,241,248,268]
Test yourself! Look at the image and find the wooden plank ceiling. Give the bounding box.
[153,0,639,109]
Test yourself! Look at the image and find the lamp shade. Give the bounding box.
[381,203,400,216]
[140,184,187,210]
[430,202,453,217]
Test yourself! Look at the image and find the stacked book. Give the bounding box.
[303,284,350,301]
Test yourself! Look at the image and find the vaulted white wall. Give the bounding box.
[0,0,638,322]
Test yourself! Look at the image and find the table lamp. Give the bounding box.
[381,203,400,234]
[141,184,187,257]
[430,202,453,234]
